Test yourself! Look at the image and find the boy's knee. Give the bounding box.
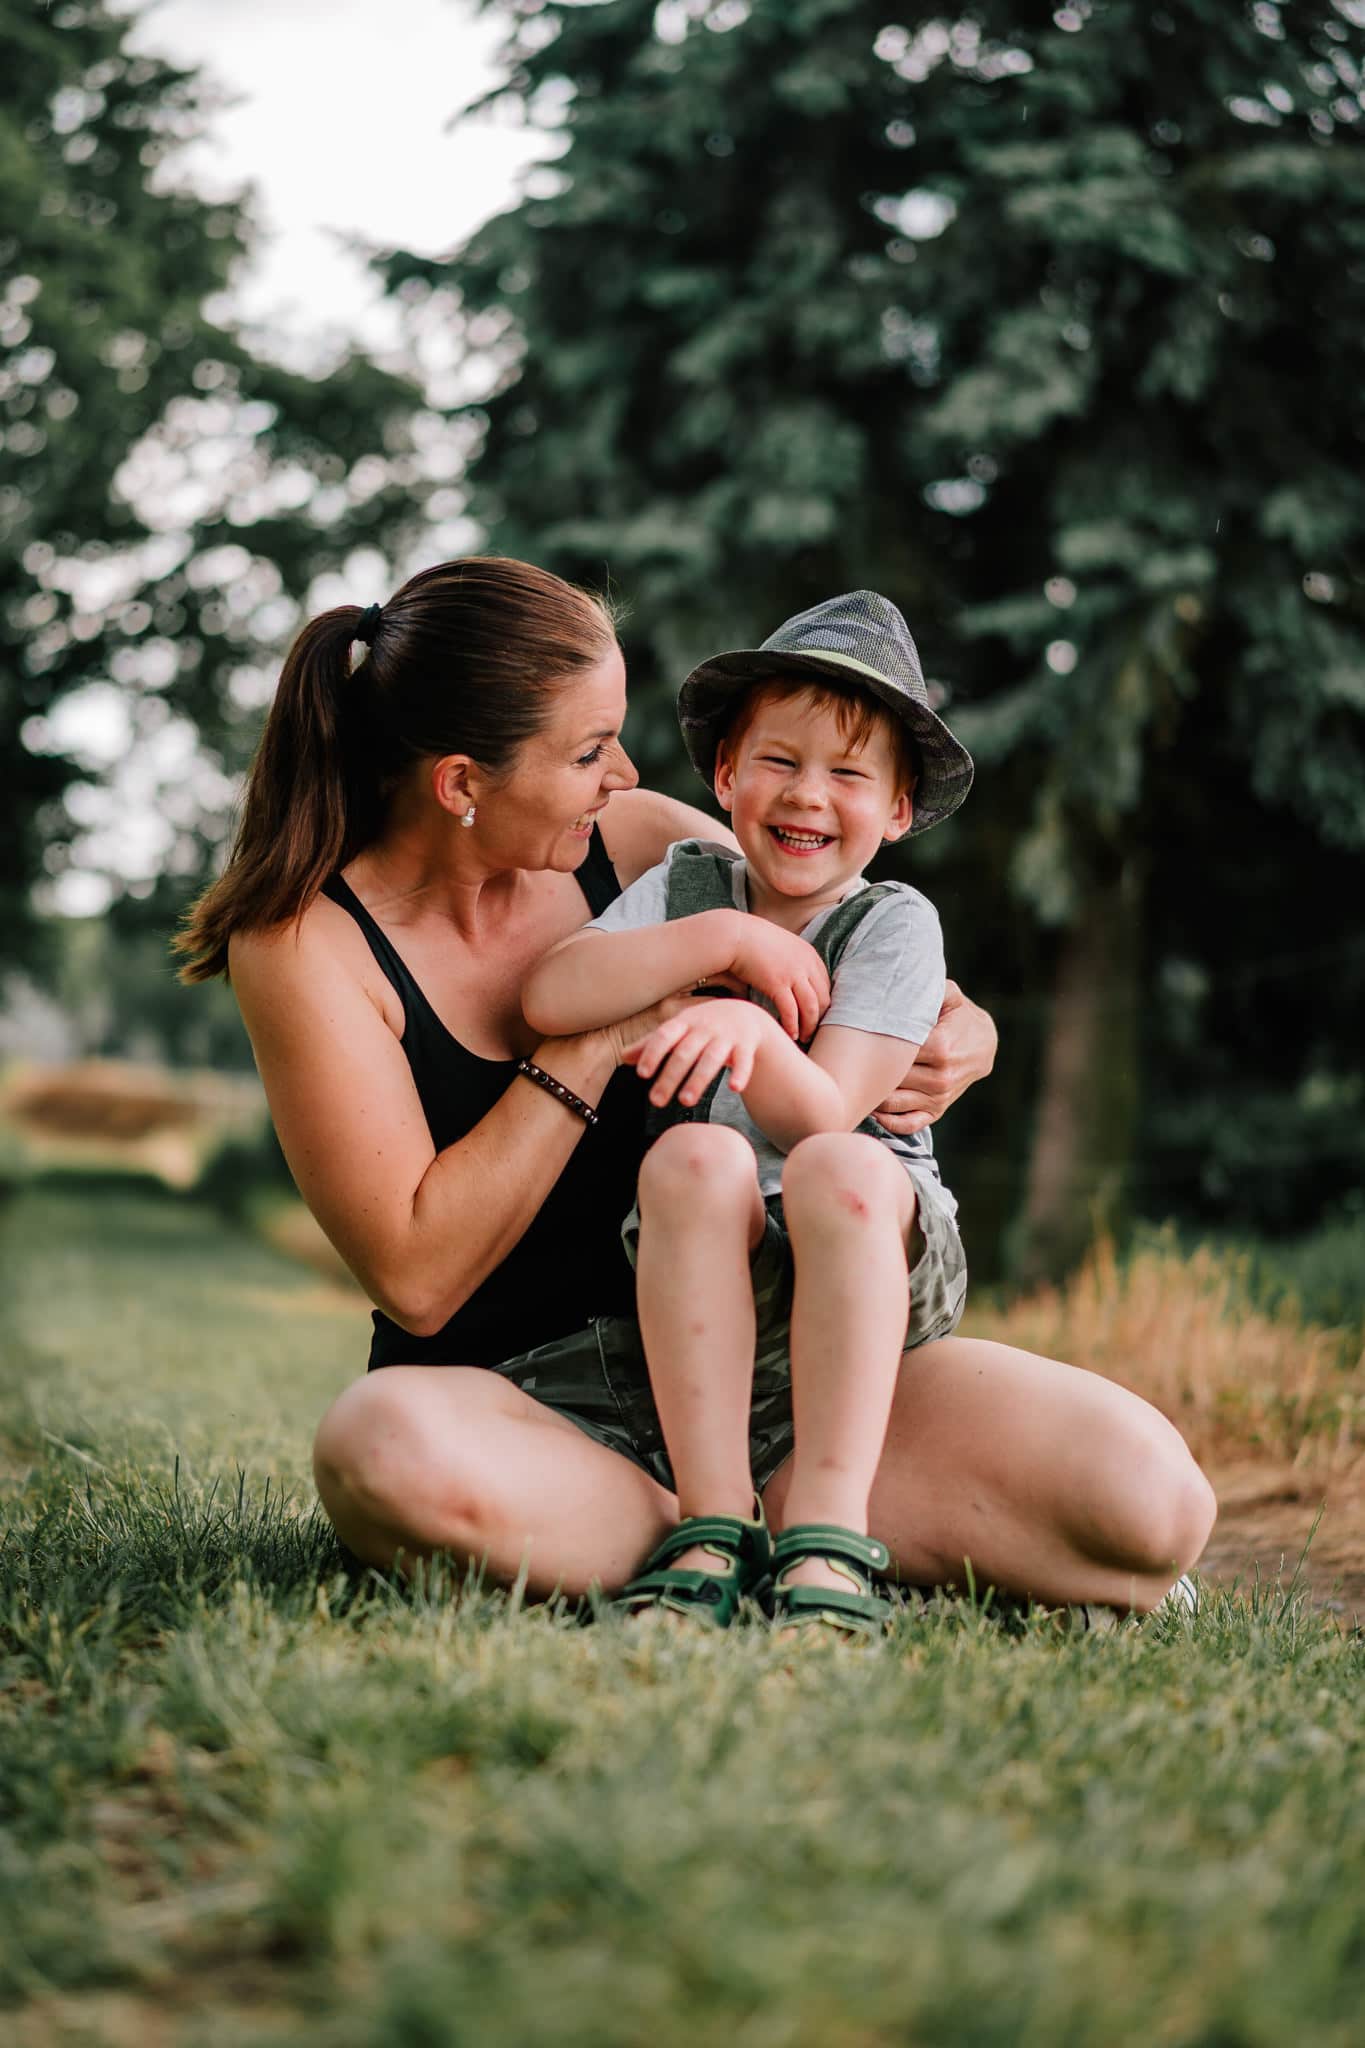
[783,1132,905,1224]
[638,1122,757,1212]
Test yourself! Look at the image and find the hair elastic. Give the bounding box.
[354,602,383,645]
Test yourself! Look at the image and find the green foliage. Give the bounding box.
[193,1112,296,1223]
[27,911,255,1068]
[0,0,433,953]
[395,0,1365,1258]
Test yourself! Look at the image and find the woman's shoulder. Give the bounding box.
[228,890,401,1036]
[598,786,737,884]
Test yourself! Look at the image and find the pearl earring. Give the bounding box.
[461,805,477,828]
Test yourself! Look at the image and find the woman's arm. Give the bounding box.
[231,910,622,1337]
[872,980,998,1135]
[597,786,736,884]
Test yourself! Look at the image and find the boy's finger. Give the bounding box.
[774,989,799,1038]
[727,1044,755,1092]
[797,980,822,1040]
[678,1042,731,1106]
[634,1015,688,1077]
[649,1033,707,1107]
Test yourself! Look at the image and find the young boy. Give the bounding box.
[523,591,974,1632]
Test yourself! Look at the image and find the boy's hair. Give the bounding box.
[716,675,920,796]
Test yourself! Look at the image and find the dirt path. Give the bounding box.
[1201,1458,1365,1622]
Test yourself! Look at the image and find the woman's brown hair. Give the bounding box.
[175,557,618,981]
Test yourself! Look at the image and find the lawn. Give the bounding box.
[2,1176,1363,2047]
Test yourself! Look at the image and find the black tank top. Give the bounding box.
[321,831,646,1369]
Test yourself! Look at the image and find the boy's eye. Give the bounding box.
[758,754,796,768]
[834,768,869,780]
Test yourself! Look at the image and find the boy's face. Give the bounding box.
[713,686,914,909]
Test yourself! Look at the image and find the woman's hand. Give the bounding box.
[623,998,773,1108]
[871,981,998,1137]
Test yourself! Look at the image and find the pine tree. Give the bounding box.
[1,0,431,953]
[395,0,1365,1274]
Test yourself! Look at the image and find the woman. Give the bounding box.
[179,558,1215,1609]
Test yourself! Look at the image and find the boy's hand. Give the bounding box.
[624,999,776,1108]
[722,917,829,1042]
[598,992,712,1071]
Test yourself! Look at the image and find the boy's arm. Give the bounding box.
[524,851,832,1041]
[630,1004,921,1155]
[630,887,941,1148]
[523,914,747,1037]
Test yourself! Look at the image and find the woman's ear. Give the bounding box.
[713,746,737,814]
[431,754,482,819]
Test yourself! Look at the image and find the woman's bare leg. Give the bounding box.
[778,1133,916,1594]
[763,1336,1217,1614]
[635,1123,767,1531]
[313,1366,677,1598]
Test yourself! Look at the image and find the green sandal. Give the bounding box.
[769,1524,894,1638]
[619,1507,772,1628]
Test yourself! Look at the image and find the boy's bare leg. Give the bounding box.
[634,1123,768,1571]
[777,1132,916,1596]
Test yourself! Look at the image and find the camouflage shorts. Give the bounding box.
[483,1211,802,1492]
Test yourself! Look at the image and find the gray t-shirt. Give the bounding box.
[587,840,953,1209]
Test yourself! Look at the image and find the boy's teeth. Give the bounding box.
[773,828,829,847]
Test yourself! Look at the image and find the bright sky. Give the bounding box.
[122,0,540,357]
[44,2,542,915]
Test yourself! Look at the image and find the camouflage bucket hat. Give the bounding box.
[678,591,974,835]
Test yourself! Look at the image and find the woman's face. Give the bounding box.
[473,644,638,872]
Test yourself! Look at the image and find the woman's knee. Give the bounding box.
[314,1373,420,1523]
[1101,1417,1218,1578]
[312,1368,494,1539]
[782,1131,905,1225]
[637,1121,756,1213]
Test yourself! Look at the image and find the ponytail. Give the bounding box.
[175,557,618,982]
[175,606,383,981]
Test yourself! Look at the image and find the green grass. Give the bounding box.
[2,1180,1364,2046]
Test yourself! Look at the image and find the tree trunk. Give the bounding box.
[1014,861,1142,1288]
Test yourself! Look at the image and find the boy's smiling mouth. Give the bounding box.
[768,826,834,852]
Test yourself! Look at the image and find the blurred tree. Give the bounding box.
[0,0,434,957]
[395,0,1365,1277]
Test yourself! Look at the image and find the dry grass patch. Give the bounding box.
[963,1232,1363,1476]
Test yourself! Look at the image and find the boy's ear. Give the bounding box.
[882,782,915,844]
[713,745,737,814]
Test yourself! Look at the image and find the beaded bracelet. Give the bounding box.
[515,1058,600,1128]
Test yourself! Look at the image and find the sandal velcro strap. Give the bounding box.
[647,1515,769,1574]
[618,1508,772,1628]
[771,1583,889,1633]
[769,1523,895,1639]
[771,1525,891,1578]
